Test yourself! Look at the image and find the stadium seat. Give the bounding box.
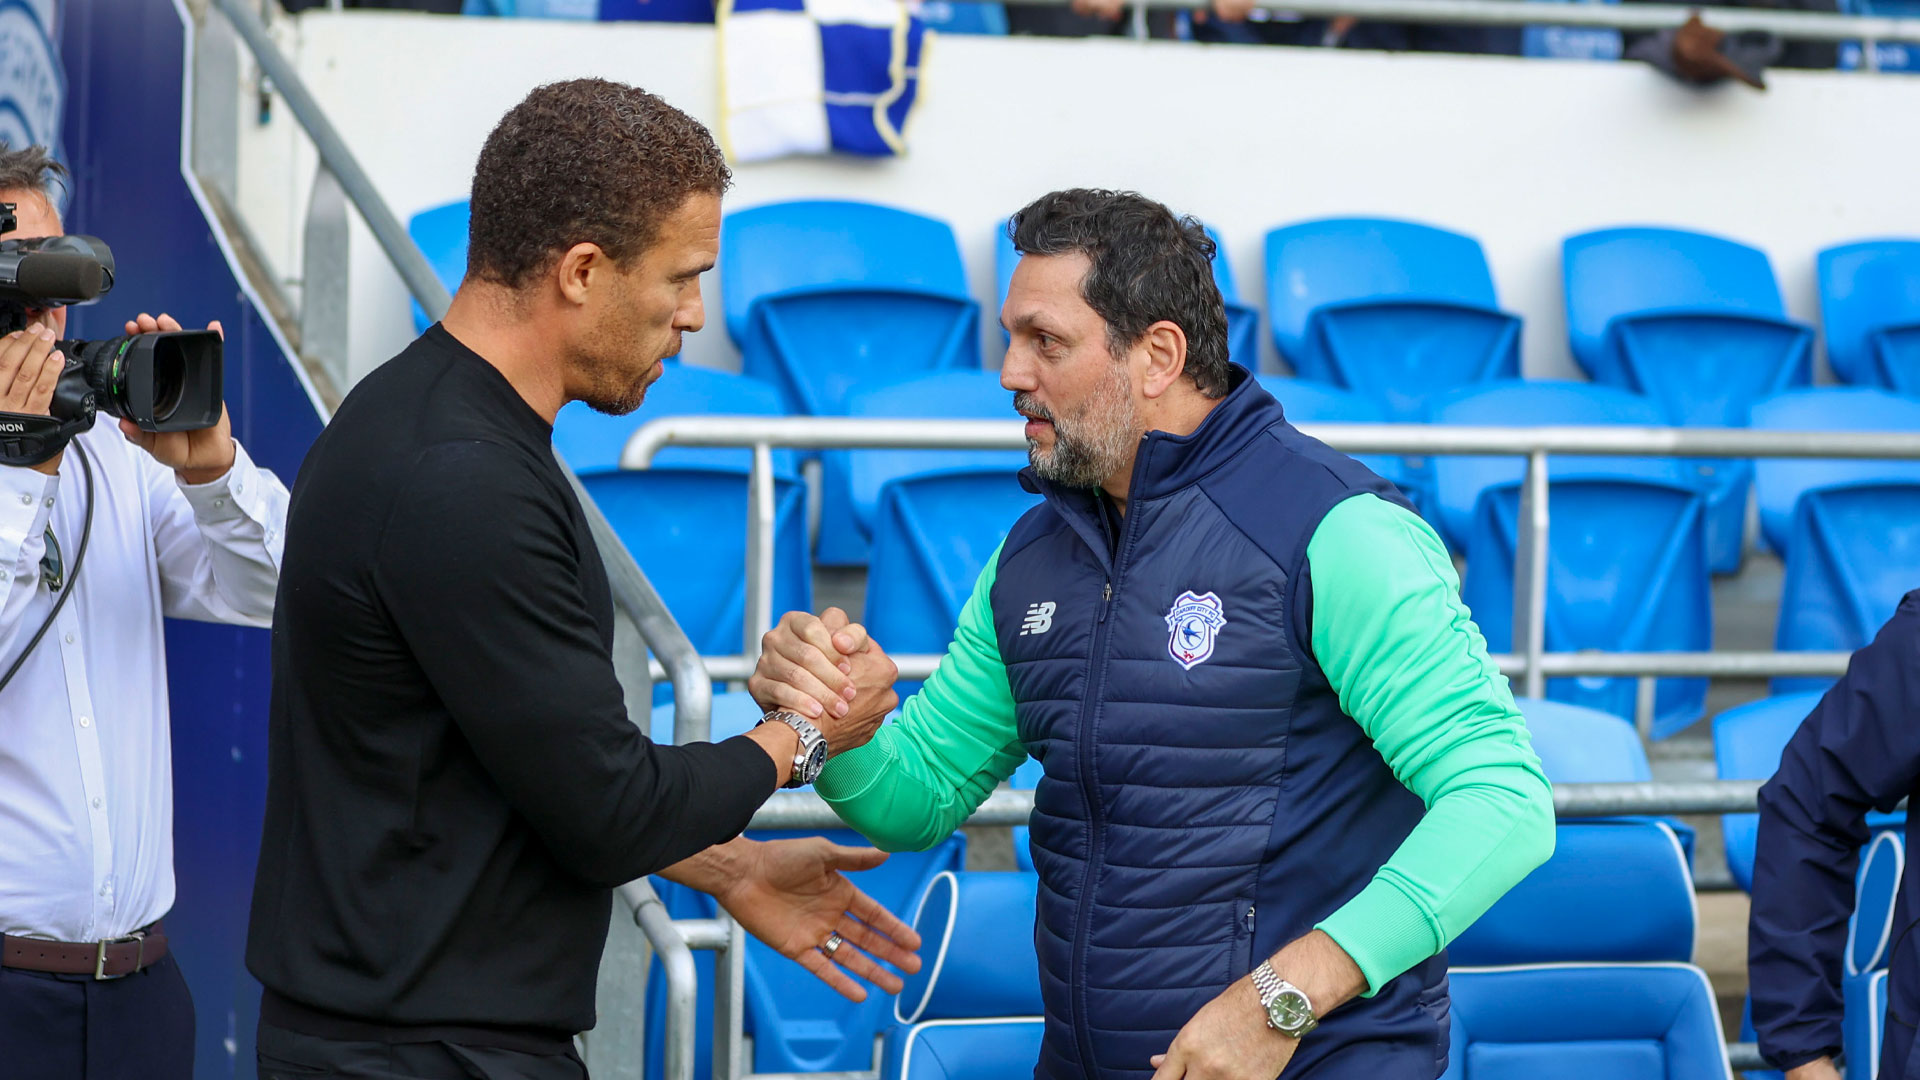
[724,200,980,564]
[460,0,601,17]
[1818,240,1920,393]
[1461,474,1713,739]
[1777,482,1920,694]
[551,362,793,474]
[581,467,811,665]
[912,0,1010,34]
[1443,820,1733,1080]
[645,694,972,1080]
[1515,696,1696,864]
[1263,217,1521,423]
[1844,970,1892,1080]
[598,0,716,20]
[844,370,1028,540]
[880,871,1044,1080]
[995,219,1259,369]
[1712,692,1905,894]
[1749,388,1920,557]
[1255,375,1410,490]
[405,199,470,333]
[1563,227,1815,573]
[864,467,1041,699]
[1429,380,1695,546]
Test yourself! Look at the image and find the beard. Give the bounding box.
[574,308,674,417]
[1015,362,1138,489]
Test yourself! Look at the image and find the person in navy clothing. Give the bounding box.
[1750,590,1920,1080]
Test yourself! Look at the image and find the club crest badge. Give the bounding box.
[1164,590,1227,670]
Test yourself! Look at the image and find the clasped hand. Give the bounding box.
[748,606,901,755]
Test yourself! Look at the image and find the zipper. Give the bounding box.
[1068,479,1146,1076]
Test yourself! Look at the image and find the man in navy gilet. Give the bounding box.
[749,189,1558,1079]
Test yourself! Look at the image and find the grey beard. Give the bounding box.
[1024,372,1138,489]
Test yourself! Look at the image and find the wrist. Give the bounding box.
[746,721,802,786]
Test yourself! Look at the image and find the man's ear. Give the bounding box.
[1138,320,1189,400]
[554,242,604,307]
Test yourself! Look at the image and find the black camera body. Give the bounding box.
[0,203,224,467]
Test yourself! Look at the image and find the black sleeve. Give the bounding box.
[373,440,777,887]
[1750,591,1920,1070]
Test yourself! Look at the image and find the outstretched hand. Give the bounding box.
[116,313,233,483]
[717,837,923,1002]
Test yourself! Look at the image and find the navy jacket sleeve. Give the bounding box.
[1750,590,1920,1071]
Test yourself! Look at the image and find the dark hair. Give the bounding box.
[467,78,732,290]
[1007,189,1231,399]
[0,143,68,205]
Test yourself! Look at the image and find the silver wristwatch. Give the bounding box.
[758,709,828,788]
[1250,962,1319,1039]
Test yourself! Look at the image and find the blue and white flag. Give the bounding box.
[718,0,927,163]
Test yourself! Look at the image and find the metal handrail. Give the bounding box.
[203,0,714,742]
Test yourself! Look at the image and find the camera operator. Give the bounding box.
[0,144,288,1080]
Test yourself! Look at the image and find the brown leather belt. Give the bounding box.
[2,922,168,979]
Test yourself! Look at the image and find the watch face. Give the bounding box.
[805,741,828,772]
[1268,990,1312,1032]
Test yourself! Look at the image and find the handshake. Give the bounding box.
[748,607,903,758]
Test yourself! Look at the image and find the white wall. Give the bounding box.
[257,10,1920,384]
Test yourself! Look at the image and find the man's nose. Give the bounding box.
[676,289,705,333]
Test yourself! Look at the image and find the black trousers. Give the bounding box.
[0,951,195,1080]
[258,1022,589,1080]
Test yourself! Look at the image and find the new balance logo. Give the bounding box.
[1020,601,1056,636]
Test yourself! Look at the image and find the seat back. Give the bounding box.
[1444,821,1732,1080]
[912,0,1010,33]
[1818,239,1920,391]
[1750,389,1920,555]
[1851,832,1906,977]
[1255,375,1409,488]
[1563,226,1791,386]
[1265,217,1517,420]
[1778,482,1920,693]
[1464,476,1712,737]
[552,364,793,474]
[1430,380,1691,546]
[865,468,1041,698]
[879,871,1045,1079]
[1712,691,1826,892]
[1521,0,1623,60]
[405,199,470,333]
[581,468,811,660]
[723,201,979,416]
[844,371,1028,535]
[1516,697,1650,784]
[1009,756,1043,873]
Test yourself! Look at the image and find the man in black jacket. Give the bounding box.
[247,78,914,1080]
[1749,591,1920,1080]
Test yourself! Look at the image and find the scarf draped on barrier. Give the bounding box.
[718,0,928,162]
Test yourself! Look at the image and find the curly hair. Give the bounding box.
[467,79,732,290]
[1008,189,1231,399]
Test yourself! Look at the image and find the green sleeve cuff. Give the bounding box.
[815,734,896,803]
[1316,873,1444,998]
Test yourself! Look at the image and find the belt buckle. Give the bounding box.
[94,930,144,980]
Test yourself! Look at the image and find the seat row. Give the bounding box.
[639,692,1897,1080]
[411,197,1920,571]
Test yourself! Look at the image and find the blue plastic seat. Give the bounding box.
[1008,756,1042,874]
[995,219,1259,370]
[582,468,811,663]
[1430,380,1696,547]
[1443,820,1731,1080]
[1818,240,1920,393]
[1264,217,1521,423]
[1255,375,1409,489]
[1777,482,1920,695]
[597,0,715,20]
[725,200,979,564]
[1750,389,1920,556]
[1515,696,1697,864]
[865,468,1040,699]
[552,363,793,475]
[1461,473,1713,738]
[881,871,1044,1080]
[645,694,970,1079]
[845,371,1028,540]
[406,199,470,333]
[1564,227,1815,572]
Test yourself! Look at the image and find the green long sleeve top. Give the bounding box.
[817,492,1556,995]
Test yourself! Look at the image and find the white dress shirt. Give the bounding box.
[0,421,287,943]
